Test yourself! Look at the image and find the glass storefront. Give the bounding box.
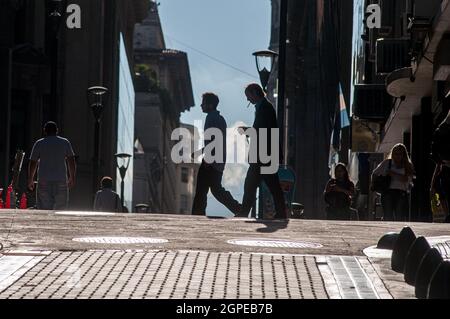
[351,0,366,112]
[117,33,135,212]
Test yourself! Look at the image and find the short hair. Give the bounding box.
[101,177,113,189]
[202,92,220,109]
[245,83,265,98]
[44,121,58,135]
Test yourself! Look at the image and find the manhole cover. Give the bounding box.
[55,211,117,216]
[227,239,323,249]
[72,237,168,244]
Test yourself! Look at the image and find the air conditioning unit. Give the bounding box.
[353,84,393,120]
[376,38,411,74]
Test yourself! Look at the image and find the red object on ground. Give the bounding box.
[0,189,3,209]
[20,193,27,210]
[5,185,12,209]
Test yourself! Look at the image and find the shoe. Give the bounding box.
[233,204,248,218]
[273,213,288,220]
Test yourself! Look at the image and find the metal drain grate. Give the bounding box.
[228,239,323,249]
[0,251,329,299]
[72,237,168,244]
[327,256,380,299]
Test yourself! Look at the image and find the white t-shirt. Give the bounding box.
[373,160,413,192]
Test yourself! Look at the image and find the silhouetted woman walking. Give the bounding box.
[372,144,414,221]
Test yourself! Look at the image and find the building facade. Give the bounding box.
[176,123,200,215]
[132,2,195,214]
[0,0,148,211]
[268,0,354,219]
[350,0,449,221]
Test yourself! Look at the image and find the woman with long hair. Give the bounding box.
[372,144,415,221]
[324,163,357,220]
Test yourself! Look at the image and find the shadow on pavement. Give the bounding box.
[245,220,290,233]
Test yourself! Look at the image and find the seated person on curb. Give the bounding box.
[93,177,122,213]
[324,163,357,221]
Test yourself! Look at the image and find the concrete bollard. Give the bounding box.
[404,237,431,286]
[427,261,450,299]
[391,227,416,273]
[415,248,444,299]
[377,232,399,250]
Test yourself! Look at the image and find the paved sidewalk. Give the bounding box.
[0,211,449,299]
[0,251,330,299]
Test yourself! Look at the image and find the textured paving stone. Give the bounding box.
[0,251,329,299]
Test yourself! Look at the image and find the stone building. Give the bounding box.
[267,0,354,219]
[175,123,200,215]
[0,0,149,211]
[132,1,195,214]
[351,0,450,221]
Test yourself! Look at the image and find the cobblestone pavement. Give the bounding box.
[0,251,329,299]
[1,211,449,299]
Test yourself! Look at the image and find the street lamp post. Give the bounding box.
[46,0,63,121]
[252,50,278,219]
[87,86,108,197]
[115,153,132,212]
[252,50,278,92]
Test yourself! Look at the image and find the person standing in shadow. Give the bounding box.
[431,108,450,222]
[28,122,76,210]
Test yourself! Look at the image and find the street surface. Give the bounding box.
[0,210,449,299]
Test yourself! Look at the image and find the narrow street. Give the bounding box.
[1,210,449,299]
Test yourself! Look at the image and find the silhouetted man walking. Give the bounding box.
[28,122,76,210]
[238,83,287,219]
[191,93,242,216]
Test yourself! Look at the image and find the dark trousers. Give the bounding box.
[381,189,409,221]
[192,163,241,215]
[242,164,287,218]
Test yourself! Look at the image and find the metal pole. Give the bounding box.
[121,179,125,210]
[93,119,100,197]
[50,35,58,120]
[47,0,62,122]
[277,0,288,136]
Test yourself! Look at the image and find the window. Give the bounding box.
[181,167,189,183]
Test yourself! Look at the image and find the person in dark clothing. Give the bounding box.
[191,93,242,216]
[238,83,287,219]
[431,109,450,222]
[324,164,357,220]
[94,177,121,213]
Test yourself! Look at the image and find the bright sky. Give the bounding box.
[159,0,272,216]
